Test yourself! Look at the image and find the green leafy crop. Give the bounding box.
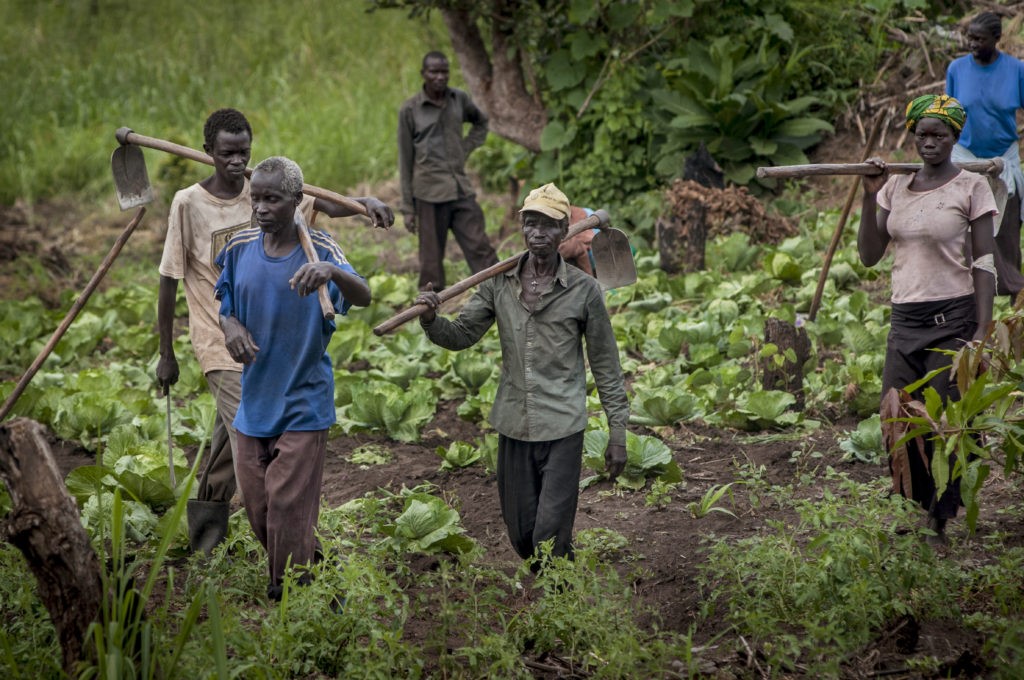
[344,378,438,442]
[381,492,476,555]
[582,430,682,490]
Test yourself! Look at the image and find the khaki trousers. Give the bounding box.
[199,370,242,502]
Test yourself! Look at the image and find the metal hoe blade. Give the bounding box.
[111,144,153,211]
[166,391,176,488]
[592,228,637,290]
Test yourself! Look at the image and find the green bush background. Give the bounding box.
[0,0,446,206]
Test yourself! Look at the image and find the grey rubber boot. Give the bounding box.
[187,499,229,556]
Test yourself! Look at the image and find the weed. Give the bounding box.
[347,443,393,467]
[645,478,680,509]
[688,483,737,519]
[701,478,959,675]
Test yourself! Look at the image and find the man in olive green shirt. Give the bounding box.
[415,183,628,564]
[398,51,498,290]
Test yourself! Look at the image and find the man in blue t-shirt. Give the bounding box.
[215,156,370,601]
[947,11,1024,296]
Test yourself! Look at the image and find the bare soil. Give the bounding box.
[40,388,1024,678]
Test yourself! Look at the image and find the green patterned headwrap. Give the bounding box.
[905,94,965,133]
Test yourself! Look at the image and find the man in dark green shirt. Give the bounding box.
[415,183,628,565]
[398,51,498,290]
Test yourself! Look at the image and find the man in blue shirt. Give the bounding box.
[215,156,370,601]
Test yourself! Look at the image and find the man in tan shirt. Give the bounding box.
[157,108,392,554]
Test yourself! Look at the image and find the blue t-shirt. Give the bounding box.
[214,226,361,437]
[947,52,1024,158]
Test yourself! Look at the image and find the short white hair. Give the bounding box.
[253,156,304,194]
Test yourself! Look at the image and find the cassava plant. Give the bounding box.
[883,309,1024,533]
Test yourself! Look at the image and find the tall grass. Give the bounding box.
[0,0,448,205]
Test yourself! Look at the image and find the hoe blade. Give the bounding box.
[111,144,153,211]
[592,227,636,290]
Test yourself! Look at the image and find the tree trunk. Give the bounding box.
[441,7,547,152]
[656,198,706,274]
[761,318,811,407]
[0,418,101,675]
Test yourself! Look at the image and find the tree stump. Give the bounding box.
[657,198,707,274]
[761,318,812,407]
[0,418,101,675]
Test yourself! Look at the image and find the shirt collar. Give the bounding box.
[414,87,452,108]
[507,253,569,288]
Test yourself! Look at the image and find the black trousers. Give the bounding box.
[496,431,584,561]
[415,196,498,290]
[883,295,976,519]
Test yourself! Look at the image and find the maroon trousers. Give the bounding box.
[415,196,498,290]
[235,430,327,586]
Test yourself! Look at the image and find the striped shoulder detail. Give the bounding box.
[310,229,349,264]
[223,226,262,254]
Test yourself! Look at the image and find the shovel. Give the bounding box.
[591,228,636,290]
[373,209,636,335]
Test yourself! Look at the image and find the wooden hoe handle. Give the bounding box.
[756,159,1004,179]
[294,215,335,320]
[372,209,611,336]
[114,128,368,216]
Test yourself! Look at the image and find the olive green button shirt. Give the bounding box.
[397,87,488,215]
[421,255,629,446]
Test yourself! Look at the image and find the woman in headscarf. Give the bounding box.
[858,94,997,544]
[946,11,1024,297]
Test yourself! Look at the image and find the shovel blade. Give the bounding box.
[111,145,153,211]
[592,228,636,290]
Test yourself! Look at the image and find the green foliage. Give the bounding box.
[450,350,497,392]
[77,461,210,680]
[839,414,885,464]
[652,36,833,185]
[509,544,697,677]
[702,476,959,675]
[0,546,62,675]
[630,390,701,427]
[381,489,476,555]
[343,378,437,442]
[964,547,1024,678]
[456,380,498,423]
[1,1,440,204]
[688,483,737,518]
[347,443,393,466]
[435,440,482,470]
[883,322,1024,533]
[582,429,682,490]
[645,478,680,509]
[67,424,198,544]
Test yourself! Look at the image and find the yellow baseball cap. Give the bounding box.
[520,183,570,220]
